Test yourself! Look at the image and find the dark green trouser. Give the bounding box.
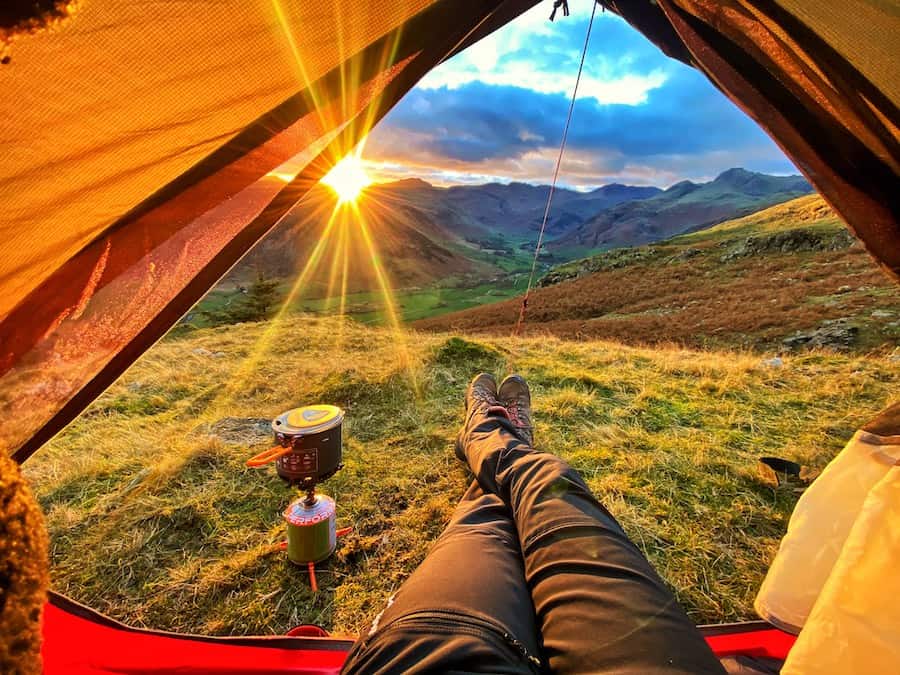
[342,410,725,674]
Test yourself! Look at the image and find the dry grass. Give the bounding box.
[416,246,898,349]
[23,316,898,637]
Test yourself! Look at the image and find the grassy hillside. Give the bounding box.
[416,195,899,352]
[675,193,840,242]
[25,316,897,637]
[293,279,524,324]
[190,275,529,331]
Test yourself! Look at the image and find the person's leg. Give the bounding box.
[457,379,725,675]
[341,479,542,674]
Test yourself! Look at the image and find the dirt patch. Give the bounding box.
[202,417,272,445]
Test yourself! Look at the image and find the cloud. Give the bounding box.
[420,6,672,105]
[364,5,797,188]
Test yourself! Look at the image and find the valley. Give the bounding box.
[185,170,897,355]
[186,168,863,345]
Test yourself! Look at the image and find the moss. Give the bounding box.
[431,337,505,374]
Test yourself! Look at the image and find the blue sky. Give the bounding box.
[364,3,797,189]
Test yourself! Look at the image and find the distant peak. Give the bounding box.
[711,168,811,193]
[381,177,433,189]
[665,179,699,194]
[716,167,754,180]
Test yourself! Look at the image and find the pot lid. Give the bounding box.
[273,404,344,435]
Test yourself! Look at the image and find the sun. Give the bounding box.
[321,154,372,204]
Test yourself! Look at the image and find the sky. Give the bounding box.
[363,3,798,190]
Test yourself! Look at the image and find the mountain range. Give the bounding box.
[233,168,812,294]
[370,179,662,240]
[235,186,486,294]
[552,168,812,250]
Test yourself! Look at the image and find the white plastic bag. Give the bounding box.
[755,430,900,633]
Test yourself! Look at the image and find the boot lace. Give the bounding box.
[505,398,528,428]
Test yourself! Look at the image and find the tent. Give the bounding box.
[1,0,897,672]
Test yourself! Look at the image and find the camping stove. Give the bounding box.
[246,404,350,590]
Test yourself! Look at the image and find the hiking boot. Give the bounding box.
[466,373,498,413]
[499,374,534,446]
[456,373,503,462]
[464,372,499,417]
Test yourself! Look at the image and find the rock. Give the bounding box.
[835,285,852,294]
[783,318,858,351]
[211,351,227,358]
[192,348,212,356]
[871,310,895,319]
[760,357,784,368]
[721,227,855,262]
[668,247,702,263]
[538,270,575,287]
[781,335,807,350]
[126,381,144,392]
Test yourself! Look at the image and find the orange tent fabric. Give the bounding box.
[0,0,535,460]
[1,0,897,462]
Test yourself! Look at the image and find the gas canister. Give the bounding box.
[284,493,337,565]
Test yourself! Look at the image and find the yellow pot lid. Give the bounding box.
[274,404,344,435]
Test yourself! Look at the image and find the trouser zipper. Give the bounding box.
[384,609,543,672]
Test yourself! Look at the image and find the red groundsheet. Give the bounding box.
[43,593,795,674]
